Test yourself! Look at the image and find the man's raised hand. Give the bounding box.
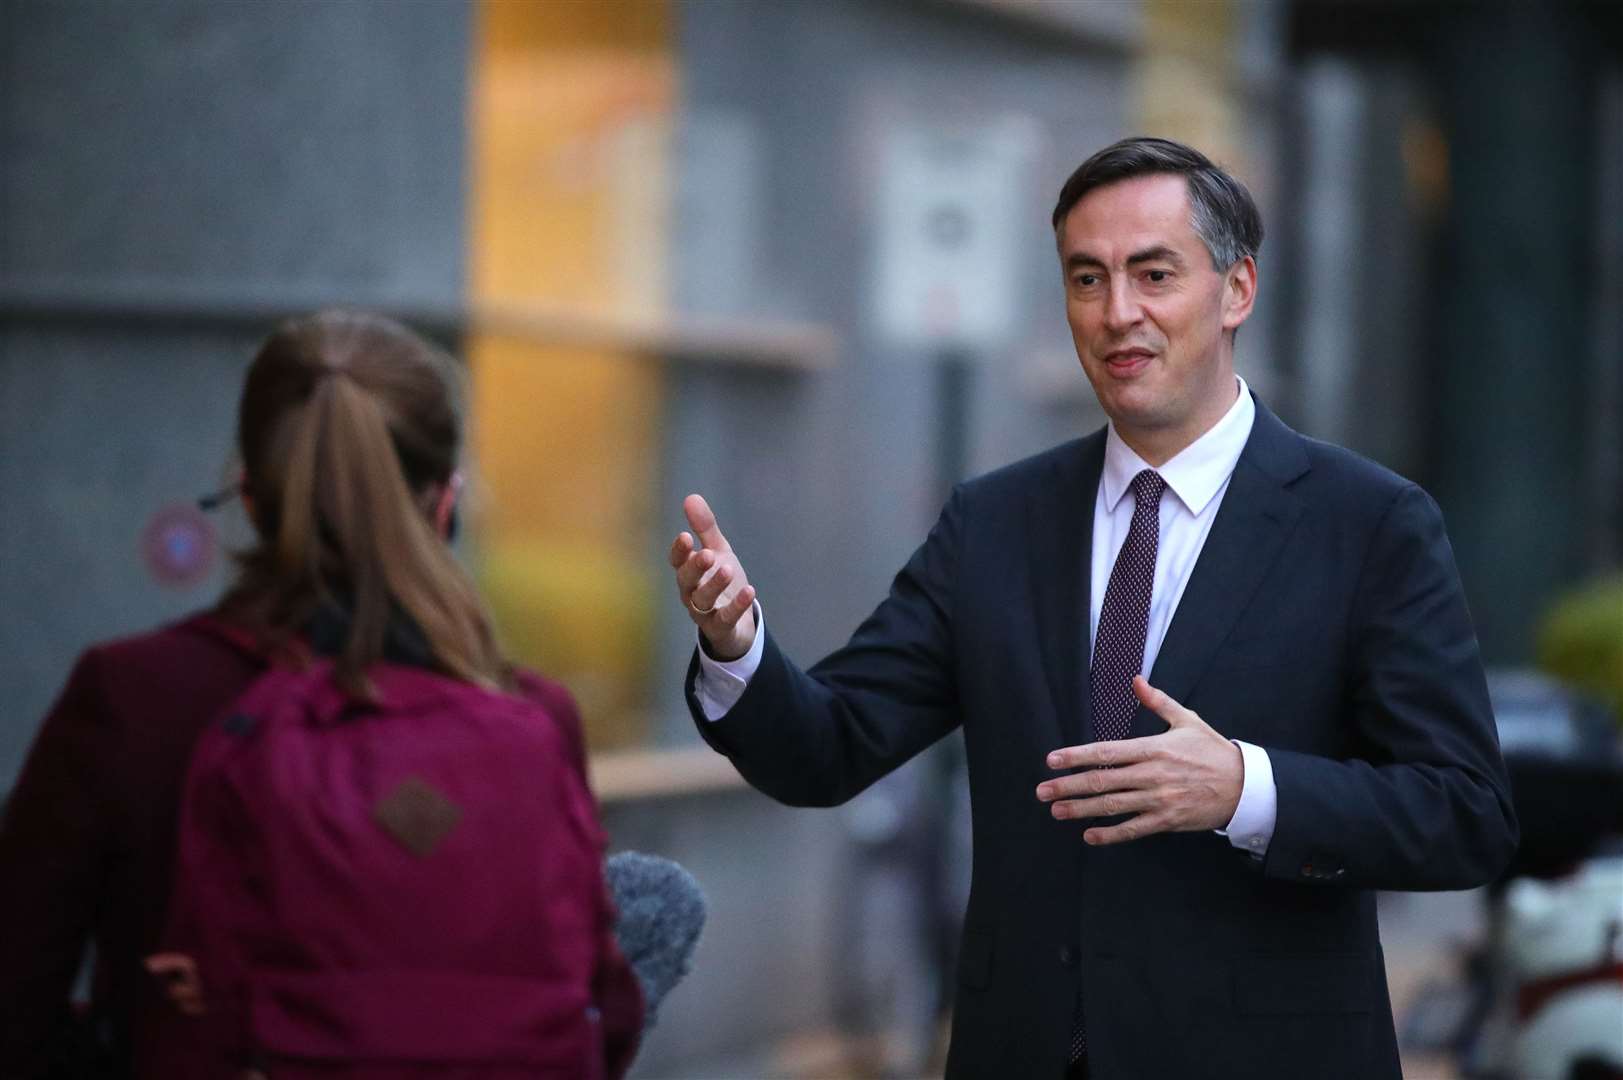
[1034,676,1244,845]
[670,493,757,661]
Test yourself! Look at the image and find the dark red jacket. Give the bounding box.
[0,612,642,1078]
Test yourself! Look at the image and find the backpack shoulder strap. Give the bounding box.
[184,615,349,725]
[190,615,263,657]
[188,614,316,667]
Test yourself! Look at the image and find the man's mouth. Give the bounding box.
[1101,347,1155,373]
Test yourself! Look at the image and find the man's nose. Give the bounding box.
[1104,280,1142,332]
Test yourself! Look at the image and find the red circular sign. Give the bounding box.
[141,503,217,588]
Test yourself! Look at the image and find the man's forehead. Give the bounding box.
[1058,174,1200,258]
[1070,171,1191,217]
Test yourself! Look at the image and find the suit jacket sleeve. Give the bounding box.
[684,487,965,808]
[1263,484,1518,890]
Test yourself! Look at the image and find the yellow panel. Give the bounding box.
[1134,0,1243,175]
[467,335,660,547]
[481,0,669,54]
[467,0,672,748]
[470,0,673,310]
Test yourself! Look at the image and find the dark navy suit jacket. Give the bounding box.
[688,396,1517,1079]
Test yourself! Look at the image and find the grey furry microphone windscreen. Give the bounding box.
[604,852,707,1026]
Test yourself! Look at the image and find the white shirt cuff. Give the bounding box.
[1217,740,1276,857]
[693,601,765,722]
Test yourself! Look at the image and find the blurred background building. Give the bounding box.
[2,1,1619,1076]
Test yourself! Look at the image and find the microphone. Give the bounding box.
[604,852,707,1026]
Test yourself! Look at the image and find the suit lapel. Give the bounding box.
[1138,400,1309,735]
[1028,432,1105,748]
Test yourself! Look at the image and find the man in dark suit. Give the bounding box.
[667,137,1516,1079]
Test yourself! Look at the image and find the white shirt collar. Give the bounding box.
[1101,375,1256,516]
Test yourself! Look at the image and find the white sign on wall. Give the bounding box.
[872,118,1037,353]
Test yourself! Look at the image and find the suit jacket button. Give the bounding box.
[1059,945,1079,968]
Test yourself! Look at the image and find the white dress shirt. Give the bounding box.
[693,376,1277,856]
[1089,377,1275,854]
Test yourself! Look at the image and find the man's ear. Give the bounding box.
[1221,255,1258,332]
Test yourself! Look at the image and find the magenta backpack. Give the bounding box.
[140,626,639,1078]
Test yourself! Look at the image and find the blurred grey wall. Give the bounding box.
[0,1,471,786]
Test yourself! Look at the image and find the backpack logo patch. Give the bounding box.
[372,776,462,857]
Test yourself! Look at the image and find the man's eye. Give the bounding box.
[1074,274,1099,287]
[1146,270,1170,283]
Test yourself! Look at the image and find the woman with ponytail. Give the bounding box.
[221,310,508,695]
[0,311,643,1078]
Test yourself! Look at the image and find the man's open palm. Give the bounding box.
[669,494,757,661]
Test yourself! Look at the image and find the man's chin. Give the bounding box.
[1097,388,1170,430]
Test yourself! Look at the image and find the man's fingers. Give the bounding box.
[1042,684,1202,771]
[683,493,732,554]
[669,531,695,569]
[689,561,734,613]
[675,552,720,600]
[1083,812,1172,846]
[1132,676,1199,727]
[676,549,724,598]
[1046,737,1154,770]
[1036,762,1158,802]
[710,585,756,626]
[1046,788,1158,821]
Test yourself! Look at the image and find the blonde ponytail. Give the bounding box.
[223,311,511,697]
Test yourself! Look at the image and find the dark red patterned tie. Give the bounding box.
[1071,467,1165,1065]
[1089,468,1167,741]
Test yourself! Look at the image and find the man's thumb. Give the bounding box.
[683,493,728,551]
[1132,676,1187,725]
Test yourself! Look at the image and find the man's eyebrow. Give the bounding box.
[1063,245,1188,272]
[1126,245,1186,269]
